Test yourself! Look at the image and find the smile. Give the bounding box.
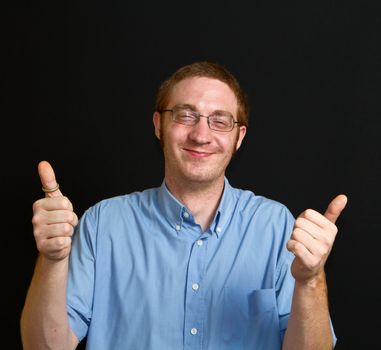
[184,148,212,158]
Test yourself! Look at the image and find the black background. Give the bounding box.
[4,1,381,349]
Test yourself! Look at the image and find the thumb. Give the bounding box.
[324,194,348,224]
[38,160,63,198]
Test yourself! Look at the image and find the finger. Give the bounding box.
[287,239,322,270]
[38,160,63,198]
[43,210,77,226]
[292,227,331,258]
[301,209,337,231]
[287,239,313,261]
[32,208,78,228]
[291,227,321,255]
[33,196,73,212]
[294,217,323,240]
[294,216,337,244]
[37,223,75,239]
[38,236,72,257]
[324,194,348,224]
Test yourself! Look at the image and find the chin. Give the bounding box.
[181,168,224,184]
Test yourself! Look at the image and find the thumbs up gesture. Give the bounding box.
[287,195,348,283]
[32,161,78,261]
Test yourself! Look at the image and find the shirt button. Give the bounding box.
[216,226,222,233]
[192,283,199,291]
[190,328,198,335]
[175,224,181,231]
[196,240,203,246]
[183,212,189,218]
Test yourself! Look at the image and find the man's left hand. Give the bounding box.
[287,195,348,284]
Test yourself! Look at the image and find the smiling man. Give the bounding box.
[21,61,347,350]
[153,76,247,231]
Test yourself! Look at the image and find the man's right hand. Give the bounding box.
[32,161,78,261]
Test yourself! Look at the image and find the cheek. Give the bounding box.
[159,121,175,149]
[219,135,239,153]
[160,124,185,152]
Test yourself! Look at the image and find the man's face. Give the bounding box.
[153,77,247,186]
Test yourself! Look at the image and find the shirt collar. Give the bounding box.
[212,177,235,238]
[157,177,236,238]
[157,181,186,230]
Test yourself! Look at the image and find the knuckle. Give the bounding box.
[73,213,79,226]
[36,240,45,253]
[59,197,69,209]
[57,236,71,249]
[66,211,75,223]
[293,241,302,252]
[31,213,42,226]
[33,226,42,238]
[304,209,315,219]
[295,217,304,227]
[63,223,73,236]
[32,201,39,212]
[61,196,73,210]
[321,235,332,249]
[55,237,66,249]
[32,199,44,211]
[292,227,303,239]
[331,224,338,235]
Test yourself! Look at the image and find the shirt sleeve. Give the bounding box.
[66,207,98,341]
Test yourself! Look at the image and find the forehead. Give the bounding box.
[168,77,238,115]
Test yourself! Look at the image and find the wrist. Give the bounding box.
[295,270,327,290]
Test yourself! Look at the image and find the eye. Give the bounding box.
[175,109,197,124]
[210,116,231,127]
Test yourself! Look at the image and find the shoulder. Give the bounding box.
[229,185,293,219]
[83,186,160,219]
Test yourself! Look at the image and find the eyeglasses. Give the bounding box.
[161,106,240,132]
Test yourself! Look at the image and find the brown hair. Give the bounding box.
[155,61,249,127]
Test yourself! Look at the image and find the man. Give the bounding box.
[21,61,347,349]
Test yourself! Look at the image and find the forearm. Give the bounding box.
[21,254,78,350]
[282,272,333,350]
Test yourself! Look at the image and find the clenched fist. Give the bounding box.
[287,195,348,284]
[32,161,78,260]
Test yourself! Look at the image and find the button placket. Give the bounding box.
[183,237,208,349]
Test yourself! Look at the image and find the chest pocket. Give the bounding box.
[220,287,282,349]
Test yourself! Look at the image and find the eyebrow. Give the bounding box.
[174,103,234,117]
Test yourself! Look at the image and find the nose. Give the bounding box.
[188,116,212,144]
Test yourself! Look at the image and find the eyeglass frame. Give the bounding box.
[160,105,240,132]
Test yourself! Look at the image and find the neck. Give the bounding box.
[165,176,225,231]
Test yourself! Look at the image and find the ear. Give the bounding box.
[153,112,161,139]
[235,126,247,150]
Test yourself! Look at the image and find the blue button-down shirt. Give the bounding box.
[67,178,297,349]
